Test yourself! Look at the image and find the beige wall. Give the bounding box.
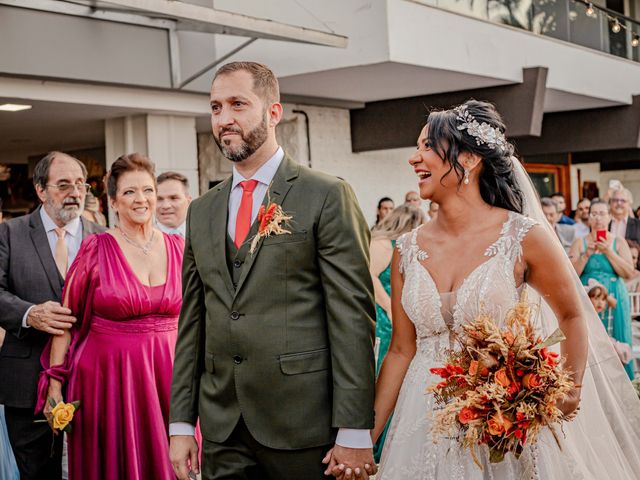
[197,102,421,225]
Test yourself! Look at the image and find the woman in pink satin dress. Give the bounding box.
[37,153,184,480]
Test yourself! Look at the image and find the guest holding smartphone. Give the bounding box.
[569,199,636,378]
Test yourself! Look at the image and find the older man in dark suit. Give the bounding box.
[0,152,105,480]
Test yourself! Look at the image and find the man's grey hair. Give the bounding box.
[610,187,633,204]
[33,151,87,190]
[540,197,559,211]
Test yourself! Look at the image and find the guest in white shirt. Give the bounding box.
[609,188,640,243]
[156,172,192,237]
[574,197,591,239]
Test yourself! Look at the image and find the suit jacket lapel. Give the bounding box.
[209,178,236,297]
[29,207,63,298]
[234,156,299,298]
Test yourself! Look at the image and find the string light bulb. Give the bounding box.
[611,19,621,33]
[585,3,596,17]
[632,34,640,48]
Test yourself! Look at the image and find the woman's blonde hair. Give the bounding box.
[372,205,426,240]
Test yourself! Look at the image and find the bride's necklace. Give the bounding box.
[116,226,155,255]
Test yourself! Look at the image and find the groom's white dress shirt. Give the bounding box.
[169,147,372,448]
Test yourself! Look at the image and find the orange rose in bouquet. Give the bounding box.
[458,407,481,425]
[428,291,576,467]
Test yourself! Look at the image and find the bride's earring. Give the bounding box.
[463,168,470,185]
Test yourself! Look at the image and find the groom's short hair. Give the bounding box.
[213,61,280,105]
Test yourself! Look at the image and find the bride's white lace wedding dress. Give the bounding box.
[377,211,640,479]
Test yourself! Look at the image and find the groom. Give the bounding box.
[169,61,377,479]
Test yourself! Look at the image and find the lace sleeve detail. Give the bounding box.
[509,214,539,260]
[515,215,539,243]
[396,227,427,274]
[396,231,412,274]
[484,212,539,259]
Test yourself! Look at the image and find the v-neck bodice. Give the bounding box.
[89,232,184,321]
[396,211,538,341]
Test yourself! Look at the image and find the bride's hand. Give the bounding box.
[44,379,64,433]
[322,447,337,476]
[557,386,581,417]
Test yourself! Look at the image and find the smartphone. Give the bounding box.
[596,229,607,242]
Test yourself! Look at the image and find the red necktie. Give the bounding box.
[234,180,259,248]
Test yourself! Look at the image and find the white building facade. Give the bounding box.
[1,0,640,222]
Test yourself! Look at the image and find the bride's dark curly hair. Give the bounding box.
[426,99,524,214]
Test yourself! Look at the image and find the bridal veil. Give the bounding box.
[512,156,640,478]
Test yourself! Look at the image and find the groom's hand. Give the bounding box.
[170,435,200,480]
[323,445,376,479]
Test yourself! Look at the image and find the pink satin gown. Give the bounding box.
[38,232,184,480]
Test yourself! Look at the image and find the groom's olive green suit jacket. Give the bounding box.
[170,155,376,449]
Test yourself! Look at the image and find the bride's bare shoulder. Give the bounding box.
[520,221,567,262]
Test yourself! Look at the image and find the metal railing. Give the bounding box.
[423,0,640,63]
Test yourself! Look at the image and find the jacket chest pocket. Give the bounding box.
[279,348,329,375]
[262,231,307,246]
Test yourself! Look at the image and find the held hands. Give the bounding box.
[27,301,76,335]
[169,435,200,480]
[322,445,377,479]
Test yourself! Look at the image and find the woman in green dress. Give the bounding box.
[369,204,426,461]
[570,199,636,379]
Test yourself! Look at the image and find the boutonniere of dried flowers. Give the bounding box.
[249,202,293,254]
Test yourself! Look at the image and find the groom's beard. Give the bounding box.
[213,114,268,163]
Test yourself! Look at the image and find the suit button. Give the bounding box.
[233,260,242,268]
[230,311,240,320]
[233,355,243,364]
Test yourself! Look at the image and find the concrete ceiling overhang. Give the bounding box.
[7,0,347,48]
[0,97,140,154]
[572,149,640,171]
[278,62,515,104]
[516,95,640,157]
[349,67,548,153]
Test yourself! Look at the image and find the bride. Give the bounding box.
[367,100,640,479]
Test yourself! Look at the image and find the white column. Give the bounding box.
[105,115,149,167]
[105,114,199,198]
[104,114,199,224]
[146,115,199,199]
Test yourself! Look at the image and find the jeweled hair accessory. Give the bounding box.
[454,105,507,151]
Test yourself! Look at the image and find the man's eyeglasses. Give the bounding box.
[610,198,628,204]
[590,212,609,217]
[46,182,90,193]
